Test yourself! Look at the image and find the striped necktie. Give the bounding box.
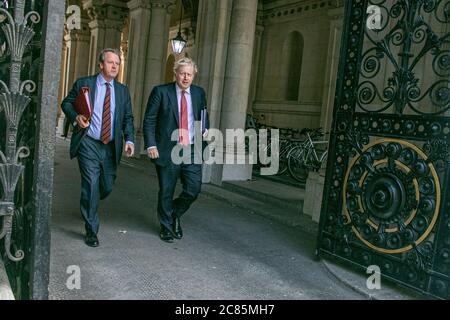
[100,82,111,144]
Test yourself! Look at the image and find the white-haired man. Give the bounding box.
[143,57,209,242]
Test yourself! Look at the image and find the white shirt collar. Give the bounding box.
[175,83,190,95]
[97,73,114,86]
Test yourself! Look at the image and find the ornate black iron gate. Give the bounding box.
[317,0,450,299]
[0,0,64,299]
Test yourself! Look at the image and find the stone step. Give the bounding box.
[252,168,305,188]
[221,178,304,213]
[202,184,318,236]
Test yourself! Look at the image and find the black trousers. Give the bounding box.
[155,153,202,231]
[77,136,116,234]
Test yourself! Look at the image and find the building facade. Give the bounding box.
[58,0,345,183]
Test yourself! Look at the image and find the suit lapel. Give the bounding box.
[113,81,121,130]
[168,83,179,125]
[191,86,200,121]
[89,75,96,107]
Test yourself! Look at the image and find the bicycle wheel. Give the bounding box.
[278,157,288,175]
[287,146,309,183]
[277,140,289,175]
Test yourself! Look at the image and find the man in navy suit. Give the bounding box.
[61,48,135,247]
[143,57,209,242]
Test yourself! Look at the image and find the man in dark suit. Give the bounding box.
[143,57,209,243]
[61,48,135,247]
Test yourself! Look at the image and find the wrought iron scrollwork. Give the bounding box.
[0,1,39,263]
[357,0,450,115]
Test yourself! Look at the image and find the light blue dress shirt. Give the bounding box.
[87,74,115,142]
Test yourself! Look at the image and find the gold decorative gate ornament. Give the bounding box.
[342,138,440,255]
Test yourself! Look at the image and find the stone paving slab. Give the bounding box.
[49,137,423,300]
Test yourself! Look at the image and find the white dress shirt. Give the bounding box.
[176,84,195,145]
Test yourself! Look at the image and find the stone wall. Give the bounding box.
[253,0,336,129]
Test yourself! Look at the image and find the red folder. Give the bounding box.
[74,87,93,119]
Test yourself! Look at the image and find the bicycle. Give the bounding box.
[259,128,303,175]
[286,128,329,183]
[260,137,303,175]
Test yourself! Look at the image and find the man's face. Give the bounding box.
[99,52,120,80]
[175,65,195,90]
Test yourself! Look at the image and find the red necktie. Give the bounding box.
[180,90,189,145]
[100,83,111,144]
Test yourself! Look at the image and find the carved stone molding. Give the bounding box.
[127,0,152,11]
[127,0,174,13]
[68,30,91,43]
[261,0,339,25]
[327,6,344,21]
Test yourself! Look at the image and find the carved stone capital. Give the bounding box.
[69,30,91,43]
[127,0,174,12]
[149,0,174,11]
[83,0,129,24]
[127,0,152,11]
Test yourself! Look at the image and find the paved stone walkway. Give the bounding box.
[49,138,365,300]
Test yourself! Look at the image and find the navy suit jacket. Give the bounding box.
[61,75,135,165]
[143,82,209,166]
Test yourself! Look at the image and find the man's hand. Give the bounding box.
[75,115,90,128]
[147,147,159,159]
[125,143,134,157]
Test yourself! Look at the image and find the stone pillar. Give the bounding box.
[58,6,91,136]
[83,0,128,75]
[32,0,66,299]
[320,7,344,133]
[219,0,258,182]
[56,38,68,136]
[65,11,90,90]
[247,7,264,114]
[194,0,233,183]
[303,171,325,223]
[144,1,173,100]
[126,0,174,154]
[195,0,232,129]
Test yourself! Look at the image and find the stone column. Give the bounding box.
[57,7,91,136]
[247,8,264,114]
[83,0,128,75]
[319,6,344,133]
[194,0,232,183]
[65,11,90,90]
[32,0,66,299]
[219,0,258,181]
[126,0,174,154]
[144,1,173,99]
[56,38,68,136]
[194,0,232,130]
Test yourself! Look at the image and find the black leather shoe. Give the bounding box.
[159,225,174,243]
[173,217,183,239]
[85,231,99,247]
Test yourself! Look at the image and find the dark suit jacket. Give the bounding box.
[61,75,135,165]
[142,82,209,166]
